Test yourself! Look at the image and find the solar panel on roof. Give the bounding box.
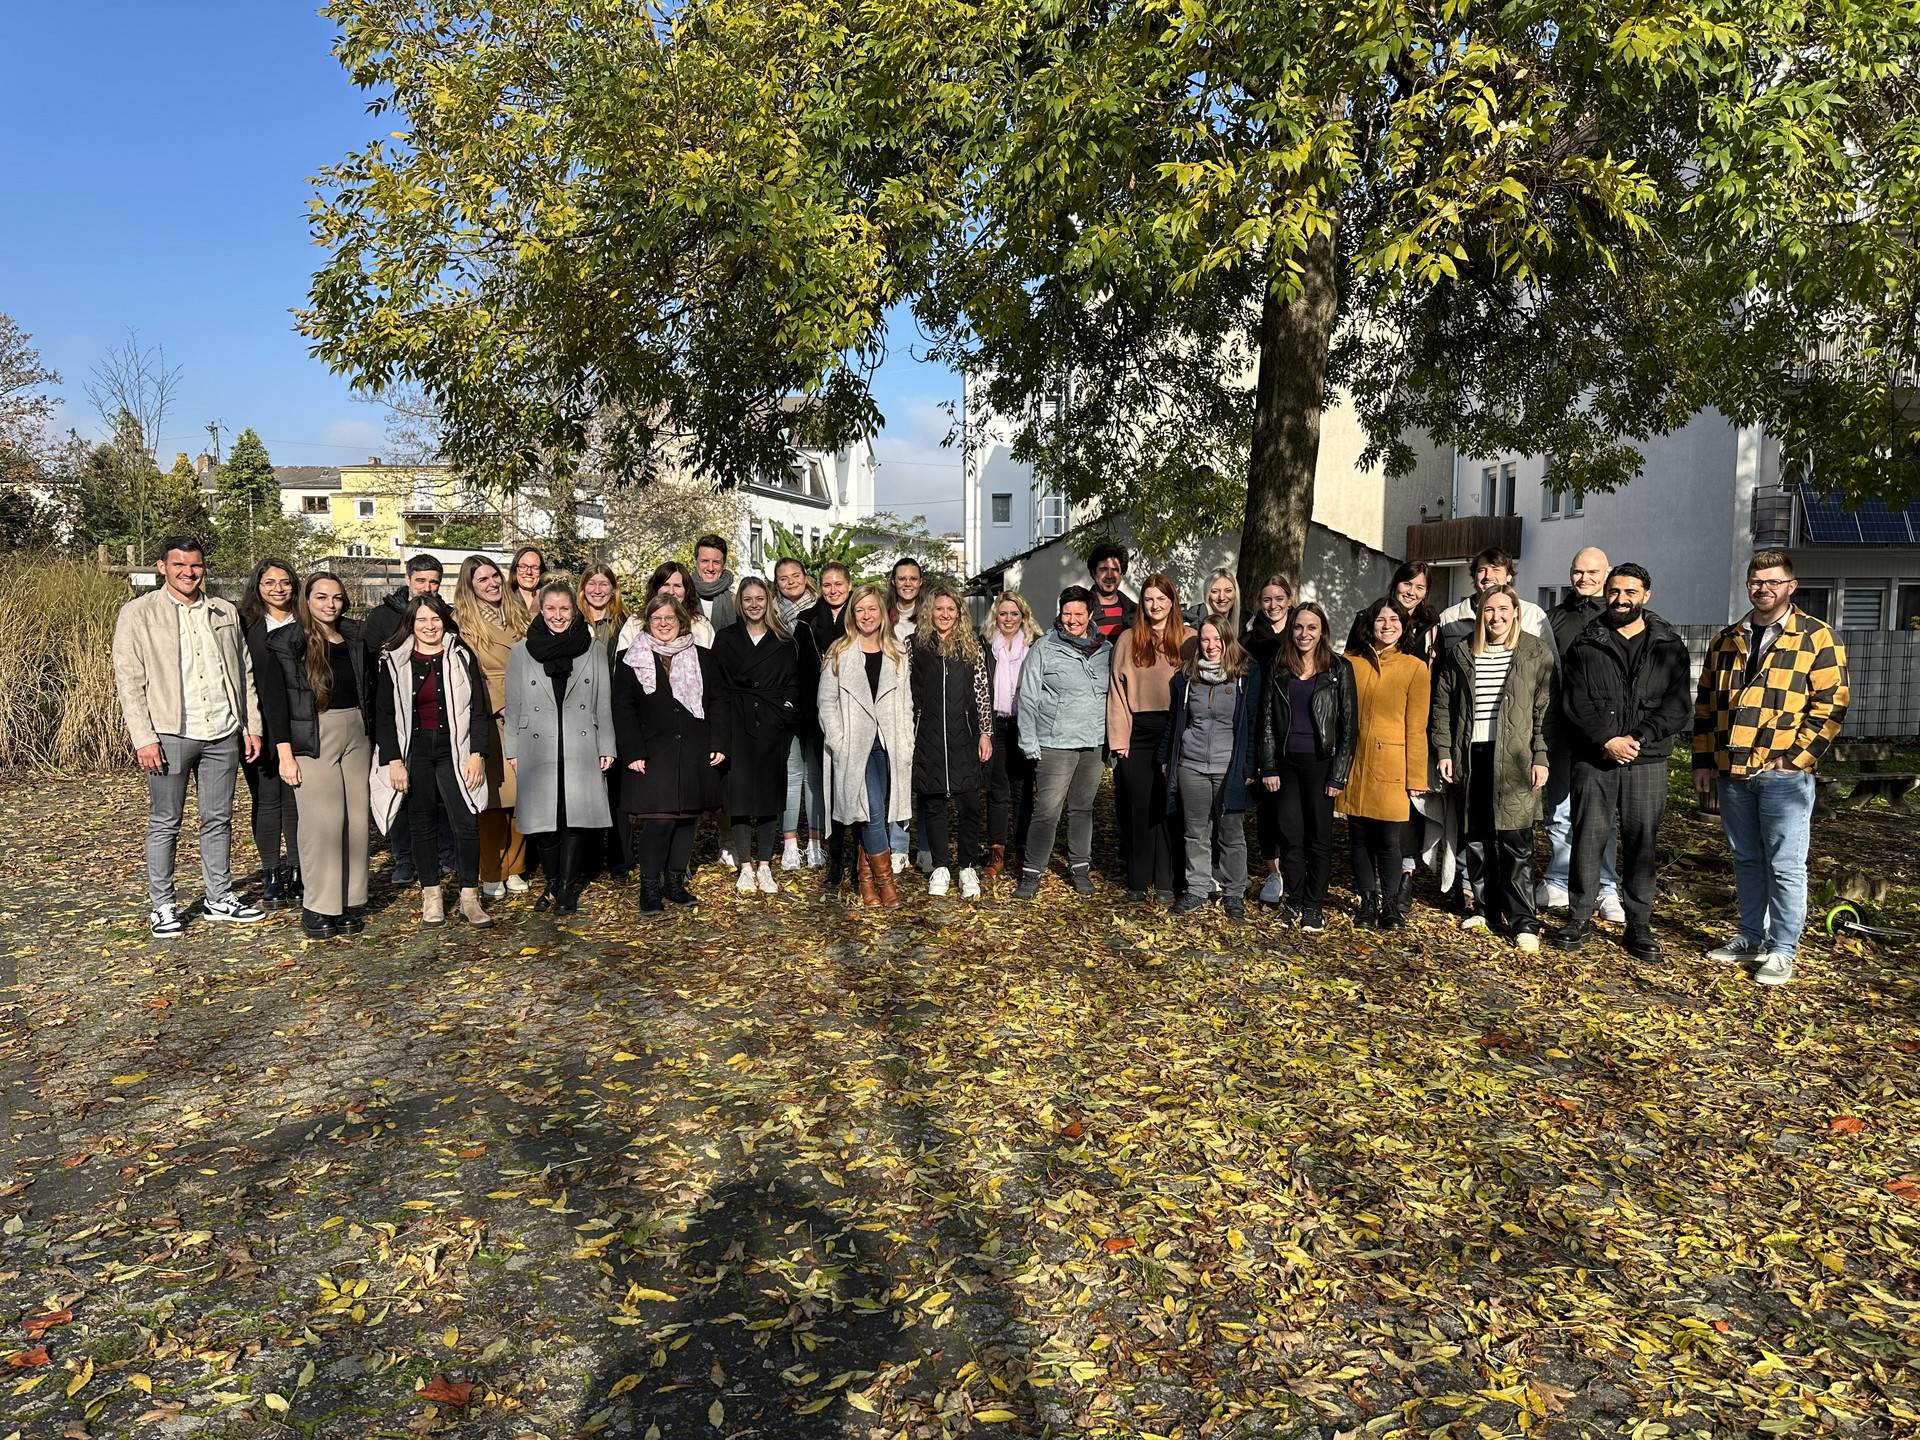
[1856,502,1913,544]
[1799,484,1861,542]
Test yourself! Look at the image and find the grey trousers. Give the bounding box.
[1023,746,1104,873]
[144,731,242,909]
[293,708,373,916]
[1177,768,1248,897]
[1569,758,1667,930]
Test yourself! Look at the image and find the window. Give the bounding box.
[343,542,373,558]
[991,492,1012,525]
[1539,587,1557,611]
[1568,490,1584,517]
[1481,467,1496,516]
[809,528,821,549]
[750,527,764,569]
[356,498,376,520]
[1499,462,1517,517]
[1841,586,1885,631]
[1897,584,1920,632]
[1796,585,1831,622]
[1038,490,1067,539]
[1542,486,1561,520]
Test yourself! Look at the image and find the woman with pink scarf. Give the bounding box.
[980,592,1042,882]
[612,593,732,915]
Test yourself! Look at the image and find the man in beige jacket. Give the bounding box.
[112,536,266,936]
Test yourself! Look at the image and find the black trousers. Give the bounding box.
[1273,751,1336,905]
[607,767,632,874]
[1116,711,1176,892]
[242,753,300,872]
[985,714,1036,849]
[1463,741,1536,934]
[920,789,982,870]
[1255,792,1281,870]
[407,730,480,888]
[1570,758,1666,929]
[637,817,698,879]
[730,816,778,864]
[1348,816,1403,899]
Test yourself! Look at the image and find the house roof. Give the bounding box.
[276,466,342,491]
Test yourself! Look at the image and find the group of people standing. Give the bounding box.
[112,528,1847,983]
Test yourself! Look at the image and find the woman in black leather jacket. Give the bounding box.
[1254,602,1357,932]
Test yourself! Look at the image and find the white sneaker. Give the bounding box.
[1534,882,1570,910]
[1515,932,1541,953]
[805,839,825,868]
[781,838,801,870]
[482,881,505,899]
[1754,953,1796,986]
[149,904,185,937]
[1460,914,1489,931]
[1597,893,1627,924]
[719,848,737,869]
[505,874,530,893]
[1706,935,1766,964]
[756,862,778,894]
[204,894,266,924]
[958,867,980,899]
[1259,873,1284,906]
[892,852,908,875]
[928,867,951,897]
[736,864,757,892]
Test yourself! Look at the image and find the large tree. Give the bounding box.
[305,0,1920,587]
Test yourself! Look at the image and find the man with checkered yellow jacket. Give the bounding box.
[1692,550,1848,987]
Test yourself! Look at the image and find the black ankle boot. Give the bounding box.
[262,868,288,910]
[664,869,697,907]
[288,869,304,905]
[824,830,846,888]
[1356,891,1378,928]
[639,877,665,916]
[300,908,338,938]
[339,906,367,935]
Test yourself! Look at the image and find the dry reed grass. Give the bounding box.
[0,552,137,771]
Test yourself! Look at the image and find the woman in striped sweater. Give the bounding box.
[1429,585,1556,950]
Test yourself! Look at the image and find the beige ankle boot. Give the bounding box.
[458,887,493,928]
[422,885,446,927]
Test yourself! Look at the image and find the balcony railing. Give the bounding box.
[1403,515,1523,565]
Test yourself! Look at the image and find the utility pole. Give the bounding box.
[205,420,223,466]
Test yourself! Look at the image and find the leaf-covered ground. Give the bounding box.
[2,767,1918,1440]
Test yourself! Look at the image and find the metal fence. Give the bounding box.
[1673,625,1920,741]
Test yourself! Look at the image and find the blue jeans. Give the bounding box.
[1543,743,1617,896]
[861,744,893,855]
[783,734,825,836]
[1717,767,1816,957]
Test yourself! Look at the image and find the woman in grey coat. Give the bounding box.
[505,581,618,916]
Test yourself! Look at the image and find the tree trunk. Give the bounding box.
[1240,223,1341,601]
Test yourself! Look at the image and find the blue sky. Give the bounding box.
[0,2,963,525]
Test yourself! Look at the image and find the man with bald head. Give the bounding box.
[1539,547,1623,917]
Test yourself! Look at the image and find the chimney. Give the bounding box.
[368,456,383,467]
[195,453,211,475]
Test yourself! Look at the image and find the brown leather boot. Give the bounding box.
[867,850,901,908]
[855,846,880,906]
[981,843,1006,882]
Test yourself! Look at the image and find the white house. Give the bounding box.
[1389,414,1920,628]
[962,375,1401,614]
[732,434,878,572]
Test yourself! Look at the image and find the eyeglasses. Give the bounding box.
[1748,579,1794,590]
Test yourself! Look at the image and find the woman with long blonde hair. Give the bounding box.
[818,584,912,906]
[452,554,532,896]
[909,581,992,897]
[980,590,1042,879]
[1108,574,1187,901]
[576,564,628,647]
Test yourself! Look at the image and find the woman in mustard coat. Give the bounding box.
[1337,597,1429,929]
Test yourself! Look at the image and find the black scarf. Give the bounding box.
[525,615,592,679]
